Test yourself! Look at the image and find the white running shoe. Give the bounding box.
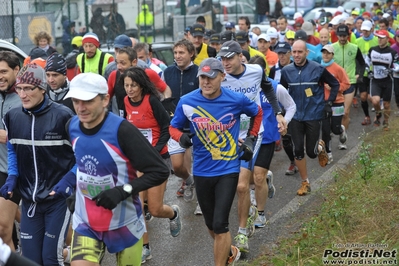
[250,189,257,206]
[194,202,202,215]
[266,170,276,198]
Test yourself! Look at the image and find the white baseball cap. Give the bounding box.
[293,12,302,20]
[257,33,270,42]
[330,15,342,26]
[267,27,278,38]
[361,20,373,31]
[66,73,108,101]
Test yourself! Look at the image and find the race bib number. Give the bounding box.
[139,128,153,143]
[77,172,115,199]
[373,65,389,79]
[332,106,344,116]
[240,115,250,131]
[305,88,313,97]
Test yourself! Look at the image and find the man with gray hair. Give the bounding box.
[134,42,163,77]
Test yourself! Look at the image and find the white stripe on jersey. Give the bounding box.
[222,64,264,138]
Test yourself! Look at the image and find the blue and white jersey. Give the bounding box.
[222,64,264,138]
[171,88,259,177]
[69,113,144,236]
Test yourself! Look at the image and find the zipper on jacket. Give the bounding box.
[30,113,39,203]
[179,71,183,97]
[0,94,4,121]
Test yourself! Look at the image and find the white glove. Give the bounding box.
[393,63,399,73]
[0,237,11,266]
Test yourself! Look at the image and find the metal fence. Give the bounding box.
[0,0,55,54]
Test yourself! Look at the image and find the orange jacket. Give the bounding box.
[324,62,350,103]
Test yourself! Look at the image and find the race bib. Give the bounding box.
[240,115,250,131]
[373,65,389,79]
[77,171,115,199]
[139,128,153,144]
[332,106,344,116]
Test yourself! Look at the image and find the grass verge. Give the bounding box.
[240,118,399,266]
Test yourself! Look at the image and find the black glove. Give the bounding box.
[92,186,130,210]
[238,135,256,161]
[66,193,76,214]
[161,97,176,119]
[324,101,332,119]
[261,79,273,95]
[179,133,195,149]
[367,71,374,79]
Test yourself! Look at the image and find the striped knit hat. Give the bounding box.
[82,32,100,48]
[45,53,67,75]
[16,64,47,90]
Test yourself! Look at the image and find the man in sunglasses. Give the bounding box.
[0,64,75,265]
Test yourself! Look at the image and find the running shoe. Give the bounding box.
[383,121,389,131]
[317,140,328,167]
[274,139,282,151]
[361,116,371,125]
[327,152,333,165]
[338,143,347,150]
[176,181,186,197]
[141,246,152,263]
[194,202,202,215]
[266,170,275,198]
[250,189,257,207]
[246,205,258,238]
[226,245,241,265]
[352,97,359,108]
[254,214,266,228]
[169,205,181,237]
[297,181,311,196]
[144,203,153,223]
[285,163,298,175]
[234,233,249,253]
[339,125,347,144]
[183,183,195,202]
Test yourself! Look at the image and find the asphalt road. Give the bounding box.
[101,104,381,266]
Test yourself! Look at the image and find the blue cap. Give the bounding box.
[30,47,48,60]
[225,22,235,29]
[114,34,132,48]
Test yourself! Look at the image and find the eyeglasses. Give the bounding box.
[15,86,38,93]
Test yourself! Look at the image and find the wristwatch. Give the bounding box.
[123,184,133,194]
[276,112,283,116]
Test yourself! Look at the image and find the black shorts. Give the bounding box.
[288,119,321,160]
[370,78,393,101]
[359,77,371,94]
[254,142,275,170]
[0,172,21,205]
[194,173,239,234]
[343,84,355,95]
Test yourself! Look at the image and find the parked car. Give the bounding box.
[189,0,256,31]
[282,0,324,19]
[0,40,28,66]
[100,42,175,67]
[343,0,374,13]
[303,7,338,21]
